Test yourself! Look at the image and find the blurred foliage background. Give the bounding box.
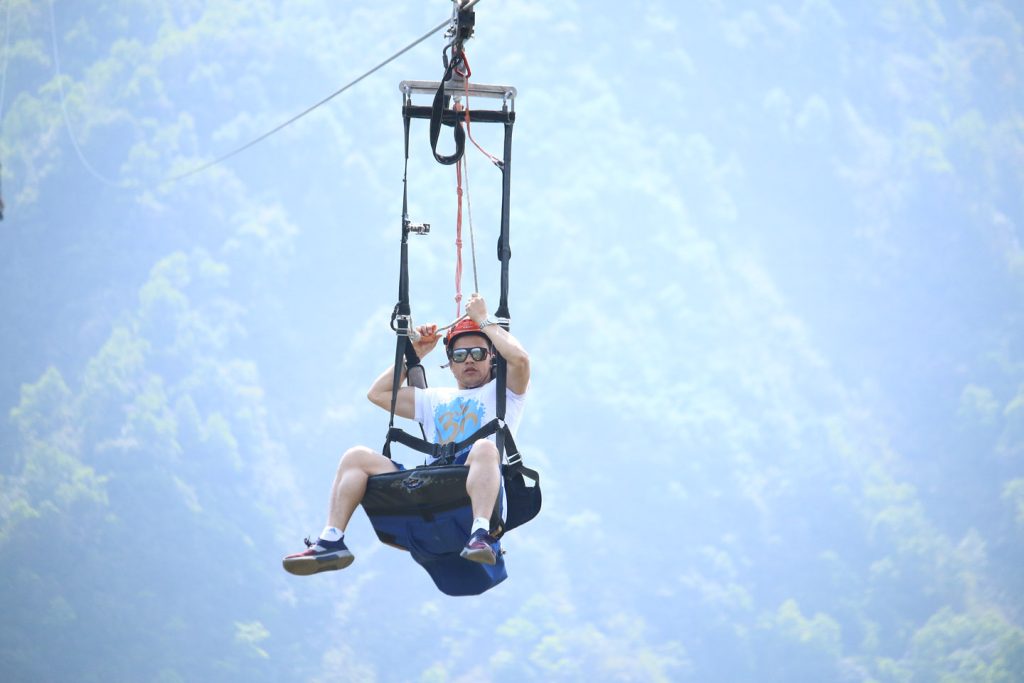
[1,1,1022,681]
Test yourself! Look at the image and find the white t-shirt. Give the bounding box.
[413,380,526,465]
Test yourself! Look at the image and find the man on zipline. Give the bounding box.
[283,292,530,574]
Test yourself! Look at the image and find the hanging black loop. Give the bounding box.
[429,56,466,166]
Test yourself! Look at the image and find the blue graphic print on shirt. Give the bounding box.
[433,396,486,444]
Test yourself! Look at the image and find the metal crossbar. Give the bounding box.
[400,79,517,105]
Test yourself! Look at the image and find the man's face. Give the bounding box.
[448,333,491,390]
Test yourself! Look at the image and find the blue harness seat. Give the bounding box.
[364,419,541,596]
[362,464,506,596]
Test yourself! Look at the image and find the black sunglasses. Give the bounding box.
[449,346,490,363]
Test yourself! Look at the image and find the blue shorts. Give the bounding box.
[361,463,506,596]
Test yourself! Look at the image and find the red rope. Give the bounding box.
[462,151,479,293]
[458,53,502,166]
[451,49,500,317]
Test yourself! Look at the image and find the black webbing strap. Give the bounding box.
[429,56,466,166]
[495,119,514,321]
[386,417,505,465]
[383,115,416,460]
[493,114,515,460]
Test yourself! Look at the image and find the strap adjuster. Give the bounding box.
[394,314,421,341]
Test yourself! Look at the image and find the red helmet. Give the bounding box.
[444,317,488,352]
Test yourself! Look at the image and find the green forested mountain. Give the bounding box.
[1,1,1022,681]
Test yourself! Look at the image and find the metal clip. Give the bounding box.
[395,315,421,342]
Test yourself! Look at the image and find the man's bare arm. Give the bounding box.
[366,324,442,418]
[466,294,530,395]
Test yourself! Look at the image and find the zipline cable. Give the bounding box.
[0,0,10,118]
[45,0,484,188]
[48,0,124,188]
[0,0,12,217]
[163,14,457,184]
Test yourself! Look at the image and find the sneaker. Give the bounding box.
[459,528,498,565]
[282,536,354,576]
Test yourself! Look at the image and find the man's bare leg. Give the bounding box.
[327,446,399,531]
[461,440,501,565]
[283,445,397,576]
[465,439,501,521]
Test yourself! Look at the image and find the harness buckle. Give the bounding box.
[433,442,458,466]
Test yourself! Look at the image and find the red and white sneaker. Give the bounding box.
[282,536,354,576]
[459,529,498,565]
